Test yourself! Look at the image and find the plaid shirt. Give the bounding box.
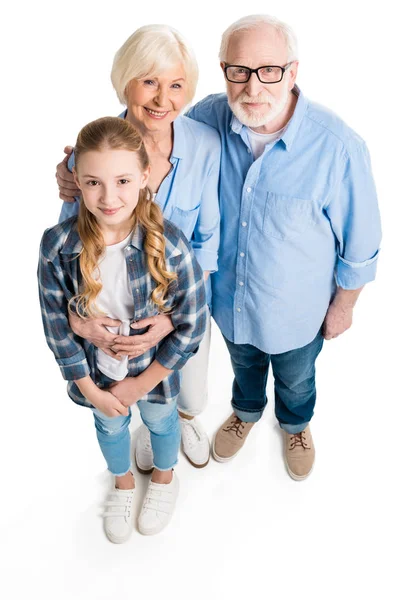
[38,216,207,408]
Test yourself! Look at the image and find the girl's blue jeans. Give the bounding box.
[92,399,180,476]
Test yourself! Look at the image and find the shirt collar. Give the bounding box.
[60,219,145,255]
[118,110,185,160]
[229,85,308,152]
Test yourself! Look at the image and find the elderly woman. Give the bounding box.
[56,25,220,474]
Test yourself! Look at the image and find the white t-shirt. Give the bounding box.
[95,233,134,381]
[247,125,286,160]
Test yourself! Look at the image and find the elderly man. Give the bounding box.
[187,14,381,479]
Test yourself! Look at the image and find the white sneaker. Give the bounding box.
[138,472,179,536]
[135,425,154,474]
[180,416,210,468]
[103,486,135,544]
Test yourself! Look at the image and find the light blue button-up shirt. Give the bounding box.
[188,86,381,354]
[59,113,221,304]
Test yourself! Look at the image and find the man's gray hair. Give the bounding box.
[219,14,298,63]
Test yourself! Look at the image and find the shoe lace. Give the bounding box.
[180,419,202,449]
[289,431,310,451]
[143,433,152,452]
[223,416,247,439]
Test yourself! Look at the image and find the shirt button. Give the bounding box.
[247,148,251,154]
[246,187,252,193]
[242,222,247,227]
[240,252,245,257]
[237,308,241,312]
[239,281,244,286]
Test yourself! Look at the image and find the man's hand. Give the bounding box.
[109,378,147,407]
[322,303,353,340]
[69,312,122,359]
[322,285,363,340]
[56,146,80,202]
[112,314,175,359]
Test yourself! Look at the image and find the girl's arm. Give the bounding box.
[109,360,173,407]
[38,229,90,382]
[75,376,128,417]
[155,229,208,372]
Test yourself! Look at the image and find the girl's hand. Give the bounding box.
[91,389,129,418]
[109,378,147,407]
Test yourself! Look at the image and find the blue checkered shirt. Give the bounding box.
[38,217,207,407]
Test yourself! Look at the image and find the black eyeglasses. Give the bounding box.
[224,63,293,84]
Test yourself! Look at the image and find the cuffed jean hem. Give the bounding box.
[111,464,134,477]
[279,421,310,434]
[232,403,265,423]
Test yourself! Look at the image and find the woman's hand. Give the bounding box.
[109,378,147,407]
[56,146,80,202]
[112,314,175,359]
[69,312,123,359]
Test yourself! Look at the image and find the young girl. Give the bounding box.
[38,117,207,542]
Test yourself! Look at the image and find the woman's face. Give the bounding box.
[125,64,188,133]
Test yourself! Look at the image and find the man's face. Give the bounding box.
[222,25,298,129]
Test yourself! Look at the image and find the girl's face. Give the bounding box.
[74,149,150,231]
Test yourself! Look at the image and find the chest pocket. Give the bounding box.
[169,204,200,240]
[263,192,314,241]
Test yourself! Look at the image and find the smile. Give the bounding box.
[100,208,122,215]
[144,107,169,119]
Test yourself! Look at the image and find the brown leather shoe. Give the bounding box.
[212,413,255,462]
[284,426,315,480]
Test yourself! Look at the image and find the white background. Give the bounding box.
[1,0,399,598]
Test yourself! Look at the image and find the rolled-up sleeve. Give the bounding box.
[156,236,207,370]
[38,232,90,381]
[191,137,221,273]
[326,141,382,289]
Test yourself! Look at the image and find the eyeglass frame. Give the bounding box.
[223,62,293,84]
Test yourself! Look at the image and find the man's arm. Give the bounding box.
[323,140,381,340]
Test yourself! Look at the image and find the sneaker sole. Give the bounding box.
[285,458,314,481]
[212,437,241,463]
[185,453,210,469]
[135,455,154,475]
[105,528,134,544]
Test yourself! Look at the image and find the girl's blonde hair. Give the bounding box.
[71,116,177,318]
[111,24,199,106]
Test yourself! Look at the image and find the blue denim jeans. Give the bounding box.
[224,331,324,434]
[92,399,180,476]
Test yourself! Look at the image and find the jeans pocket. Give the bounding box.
[263,192,314,240]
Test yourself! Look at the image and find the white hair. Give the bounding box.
[111,24,199,105]
[219,14,298,63]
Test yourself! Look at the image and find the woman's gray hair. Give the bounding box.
[111,24,199,105]
[219,14,298,63]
